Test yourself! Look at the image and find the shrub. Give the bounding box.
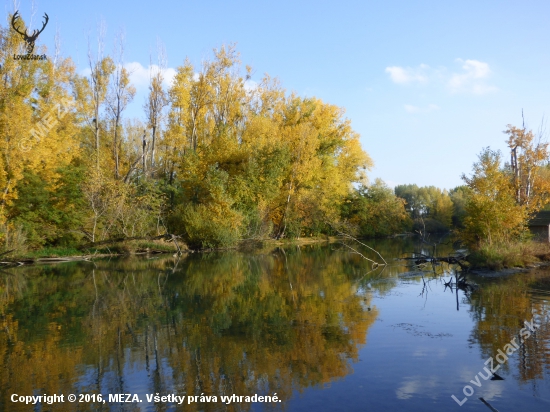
[468,241,540,270]
[171,203,243,249]
[0,223,27,256]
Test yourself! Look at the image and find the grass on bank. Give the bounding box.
[467,240,550,270]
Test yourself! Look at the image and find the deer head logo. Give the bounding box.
[11,11,49,54]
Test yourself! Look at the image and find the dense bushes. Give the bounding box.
[342,179,411,237]
[0,32,375,253]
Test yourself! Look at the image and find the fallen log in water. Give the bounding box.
[399,253,469,269]
[401,255,466,262]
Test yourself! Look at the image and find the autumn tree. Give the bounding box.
[394,184,453,231]
[1,14,81,249]
[0,33,373,251]
[461,148,528,247]
[262,95,373,238]
[460,122,550,249]
[505,123,550,213]
[144,41,169,176]
[161,59,194,187]
[163,46,371,245]
[341,179,410,237]
[0,16,41,227]
[106,31,135,179]
[72,23,115,172]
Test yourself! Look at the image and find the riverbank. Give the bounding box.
[0,236,341,266]
[5,235,550,275]
[469,261,550,277]
[0,239,181,266]
[466,240,550,271]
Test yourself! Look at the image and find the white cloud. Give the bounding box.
[395,376,440,400]
[386,59,497,95]
[385,64,430,84]
[79,62,177,93]
[448,59,497,94]
[244,79,258,92]
[404,103,440,114]
[125,62,176,91]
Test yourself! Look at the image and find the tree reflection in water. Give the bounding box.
[1,242,549,411]
[0,246,378,411]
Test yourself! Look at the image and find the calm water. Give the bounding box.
[1,239,549,411]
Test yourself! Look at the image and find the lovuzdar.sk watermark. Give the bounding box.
[13,54,47,60]
[11,10,49,60]
[451,317,541,406]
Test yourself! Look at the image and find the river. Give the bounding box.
[1,238,549,411]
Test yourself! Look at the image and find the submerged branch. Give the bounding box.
[339,241,381,267]
[333,230,387,267]
[479,397,500,412]
[336,231,387,265]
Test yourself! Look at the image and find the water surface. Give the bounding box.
[1,239,549,411]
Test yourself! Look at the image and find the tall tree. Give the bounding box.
[81,21,114,171]
[505,123,550,213]
[1,13,81,248]
[0,16,37,222]
[144,40,168,176]
[106,31,135,180]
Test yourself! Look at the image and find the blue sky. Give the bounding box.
[5,0,550,189]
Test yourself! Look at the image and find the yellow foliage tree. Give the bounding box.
[0,17,80,248]
[505,124,550,213]
[461,148,528,247]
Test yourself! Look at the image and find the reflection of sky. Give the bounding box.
[79,346,181,411]
[284,277,550,412]
[56,253,549,412]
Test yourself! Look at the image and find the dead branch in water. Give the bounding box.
[479,397,500,412]
[336,231,387,266]
[338,231,388,265]
[339,241,381,267]
[400,254,469,272]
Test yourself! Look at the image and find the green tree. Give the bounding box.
[10,164,87,247]
[450,185,470,228]
[342,179,410,237]
[394,184,453,231]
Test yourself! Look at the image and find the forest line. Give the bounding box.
[2,16,550,265]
